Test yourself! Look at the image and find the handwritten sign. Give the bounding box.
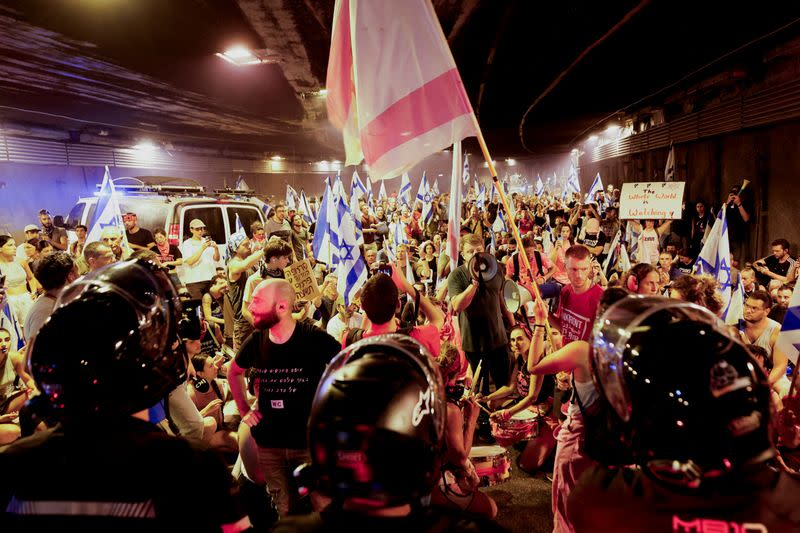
[284,259,321,301]
[619,181,685,220]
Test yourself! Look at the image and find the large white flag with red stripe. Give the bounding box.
[327,0,478,181]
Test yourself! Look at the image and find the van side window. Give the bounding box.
[227,206,263,238]
[181,207,225,244]
[64,203,87,230]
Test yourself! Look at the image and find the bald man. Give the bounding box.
[228,279,340,517]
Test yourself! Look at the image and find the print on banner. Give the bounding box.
[283,259,321,301]
[619,181,685,220]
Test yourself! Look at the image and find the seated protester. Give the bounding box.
[656,251,679,291]
[506,235,560,300]
[672,247,695,276]
[149,228,183,272]
[741,266,766,299]
[769,283,793,324]
[189,353,238,451]
[0,260,250,531]
[202,273,229,350]
[238,239,292,347]
[0,326,36,445]
[24,251,78,341]
[431,342,498,520]
[746,344,783,411]
[326,296,364,344]
[567,297,800,533]
[621,263,661,296]
[753,238,795,291]
[279,336,505,533]
[668,274,724,316]
[738,290,790,395]
[483,315,559,474]
[351,266,445,357]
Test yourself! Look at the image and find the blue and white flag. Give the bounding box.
[476,183,486,211]
[564,162,580,199]
[298,190,316,224]
[350,184,365,246]
[777,281,800,364]
[365,174,374,202]
[333,175,346,205]
[694,206,736,325]
[392,218,409,250]
[492,209,507,233]
[286,185,300,211]
[224,213,247,261]
[86,166,129,249]
[234,176,250,190]
[312,182,339,265]
[335,199,368,307]
[399,173,412,206]
[417,172,434,224]
[625,221,640,262]
[351,170,368,200]
[378,180,388,201]
[535,175,544,196]
[448,141,463,272]
[432,177,440,195]
[665,143,676,182]
[462,153,470,187]
[489,182,498,203]
[588,173,603,202]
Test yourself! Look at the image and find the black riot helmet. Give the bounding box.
[29,259,186,419]
[588,297,773,488]
[297,334,446,507]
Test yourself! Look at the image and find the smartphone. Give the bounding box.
[377,264,393,277]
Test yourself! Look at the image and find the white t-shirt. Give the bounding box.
[637,228,660,265]
[179,238,221,284]
[326,313,365,344]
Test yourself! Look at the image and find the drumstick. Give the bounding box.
[470,360,483,395]
[476,402,493,415]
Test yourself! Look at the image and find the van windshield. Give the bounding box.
[181,206,225,245]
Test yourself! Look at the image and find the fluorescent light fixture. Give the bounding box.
[318,89,328,96]
[216,46,277,66]
[605,124,620,135]
[506,158,516,166]
[134,140,156,152]
[271,155,283,161]
[588,135,598,143]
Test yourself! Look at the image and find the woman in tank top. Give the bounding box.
[0,236,40,328]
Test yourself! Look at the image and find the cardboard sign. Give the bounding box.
[619,181,685,219]
[284,259,321,301]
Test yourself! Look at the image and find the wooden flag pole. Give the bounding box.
[473,128,553,338]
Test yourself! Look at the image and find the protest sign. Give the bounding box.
[284,259,321,301]
[619,181,685,219]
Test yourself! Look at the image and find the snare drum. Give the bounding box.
[491,409,540,447]
[468,445,511,487]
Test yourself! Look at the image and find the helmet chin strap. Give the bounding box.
[646,459,704,489]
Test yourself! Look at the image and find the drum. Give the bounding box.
[469,445,511,487]
[491,409,540,447]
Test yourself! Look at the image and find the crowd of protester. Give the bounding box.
[1,179,799,532]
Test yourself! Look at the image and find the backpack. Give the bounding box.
[512,250,543,282]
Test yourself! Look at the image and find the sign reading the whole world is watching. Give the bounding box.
[619,181,685,219]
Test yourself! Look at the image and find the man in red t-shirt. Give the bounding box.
[353,267,444,357]
[555,244,604,345]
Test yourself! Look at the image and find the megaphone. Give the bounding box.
[502,280,533,314]
[468,252,499,283]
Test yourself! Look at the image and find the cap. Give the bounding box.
[24,224,40,232]
[189,219,205,229]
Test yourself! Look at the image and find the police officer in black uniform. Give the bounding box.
[0,260,250,532]
[275,334,507,533]
[568,297,800,532]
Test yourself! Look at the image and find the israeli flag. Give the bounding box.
[535,175,544,196]
[492,209,507,233]
[563,162,580,199]
[298,190,316,224]
[777,281,800,364]
[351,170,368,200]
[665,143,676,182]
[625,221,640,262]
[694,206,736,324]
[350,184,365,246]
[392,218,409,251]
[286,185,299,210]
[234,176,251,190]
[588,173,603,202]
[418,172,434,225]
[86,166,130,249]
[365,174,374,202]
[378,180,388,201]
[312,182,339,266]
[476,183,486,211]
[462,153,470,188]
[333,175,346,205]
[399,173,412,206]
[335,199,368,307]
[432,177,440,195]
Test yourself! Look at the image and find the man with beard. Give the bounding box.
[37,209,67,251]
[739,290,789,392]
[228,279,340,517]
[769,284,793,324]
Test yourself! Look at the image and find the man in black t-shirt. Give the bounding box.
[754,238,796,291]
[228,278,340,517]
[576,218,606,261]
[123,212,155,251]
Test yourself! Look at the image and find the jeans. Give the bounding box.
[256,447,313,517]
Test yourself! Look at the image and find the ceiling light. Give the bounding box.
[588,135,598,143]
[318,89,328,96]
[134,140,156,152]
[216,46,277,66]
[271,155,283,161]
[506,158,516,166]
[605,124,620,135]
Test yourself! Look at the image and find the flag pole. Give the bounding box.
[472,125,552,336]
